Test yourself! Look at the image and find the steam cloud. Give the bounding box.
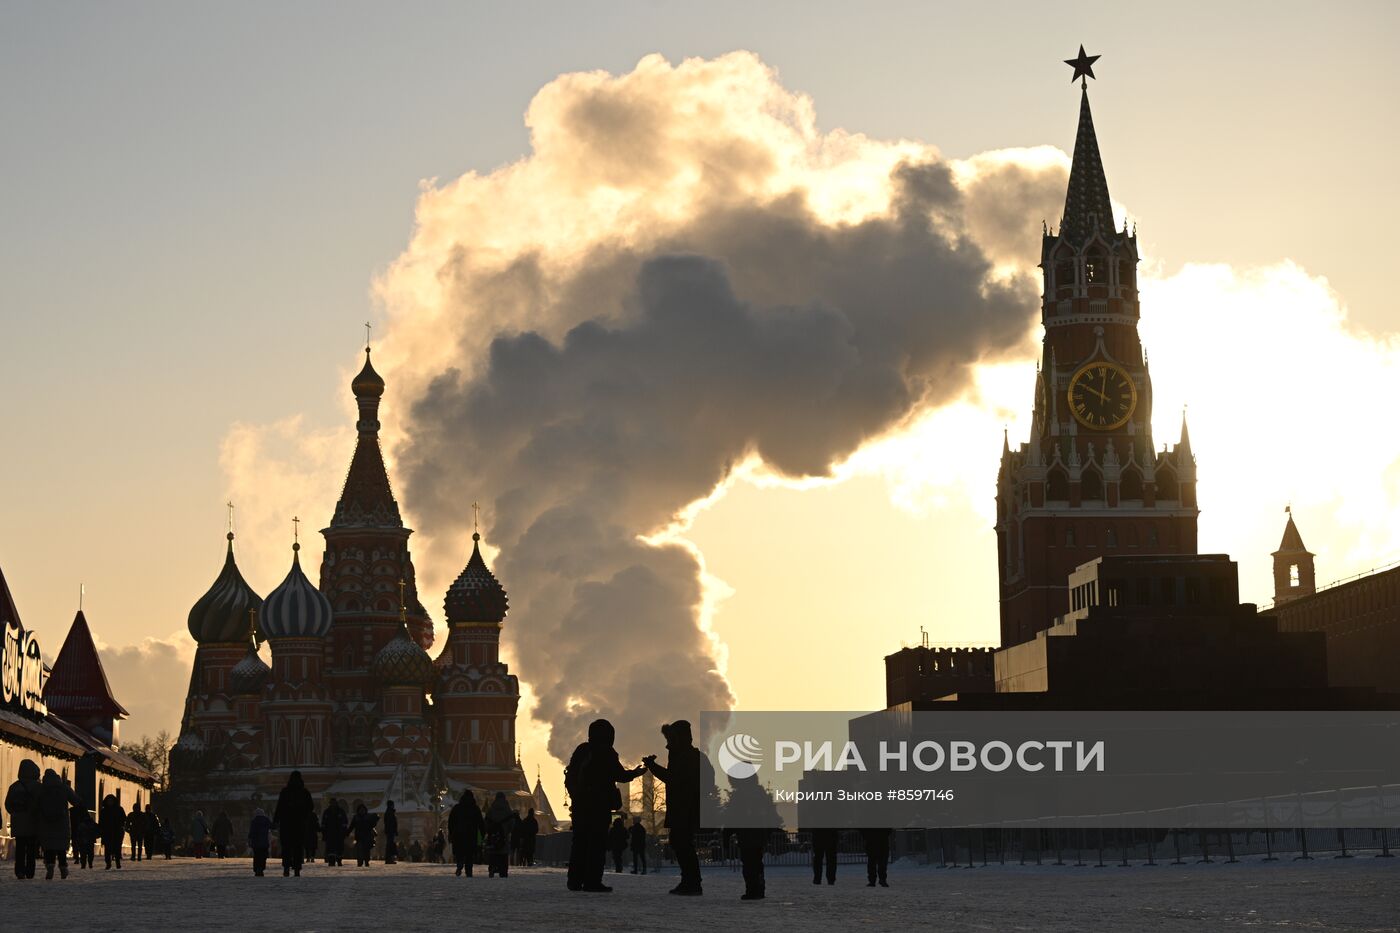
[374,52,1067,761]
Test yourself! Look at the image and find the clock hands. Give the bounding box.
[1080,382,1111,403]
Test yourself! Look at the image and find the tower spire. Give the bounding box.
[1058,49,1114,245]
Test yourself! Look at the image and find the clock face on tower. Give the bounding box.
[1068,361,1138,430]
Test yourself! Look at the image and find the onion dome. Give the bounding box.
[261,543,333,639]
[188,533,263,645]
[372,624,434,687]
[444,533,509,624]
[352,347,385,398]
[228,638,271,695]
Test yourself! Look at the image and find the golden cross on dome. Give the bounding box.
[292,515,300,544]
[226,501,235,536]
[472,501,481,534]
[398,578,407,622]
[365,321,372,350]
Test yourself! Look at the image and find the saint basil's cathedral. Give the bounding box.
[168,348,555,837]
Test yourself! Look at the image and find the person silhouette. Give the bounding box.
[861,827,892,887]
[518,807,539,867]
[608,816,628,873]
[383,801,399,864]
[643,719,714,896]
[4,759,41,879]
[809,827,839,885]
[448,790,485,877]
[485,792,516,877]
[629,816,648,874]
[565,719,644,892]
[723,771,781,901]
[272,770,314,876]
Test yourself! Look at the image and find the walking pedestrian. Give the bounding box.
[127,801,146,861]
[383,800,399,864]
[321,799,348,866]
[724,771,781,901]
[809,827,839,885]
[211,810,233,858]
[448,792,484,877]
[485,792,516,878]
[629,817,648,874]
[349,802,379,867]
[608,816,628,873]
[4,759,41,879]
[861,827,892,887]
[519,808,539,867]
[272,770,314,877]
[72,805,97,869]
[191,810,209,858]
[37,770,81,880]
[99,794,127,870]
[248,808,273,876]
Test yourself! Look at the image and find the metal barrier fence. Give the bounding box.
[535,827,1400,871]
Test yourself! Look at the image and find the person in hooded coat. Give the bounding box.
[38,770,82,879]
[565,718,644,892]
[4,758,42,879]
[211,810,233,858]
[272,770,314,876]
[448,791,485,877]
[484,792,516,878]
[321,799,348,866]
[248,807,273,876]
[643,719,714,896]
[519,808,539,867]
[608,816,628,873]
[99,793,127,870]
[383,800,399,864]
[126,801,146,861]
[349,802,379,867]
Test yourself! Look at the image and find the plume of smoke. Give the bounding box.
[375,52,1065,762]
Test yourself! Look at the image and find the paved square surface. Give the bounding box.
[6,855,1398,931]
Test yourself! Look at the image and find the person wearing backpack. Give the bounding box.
[564,718,644,893]
[4,758,42,879]
[38,770,82,879]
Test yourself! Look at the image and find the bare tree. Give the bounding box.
[125,730,173,790]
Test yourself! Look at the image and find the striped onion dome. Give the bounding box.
[228,639,271,695]
[444,533,508,624]
[261,543,334,639]
[188,533,263,645]
[372,623,434,687]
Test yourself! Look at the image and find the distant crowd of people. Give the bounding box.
[7,719,894,900]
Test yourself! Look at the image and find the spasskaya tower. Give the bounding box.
[995,48,1198,648]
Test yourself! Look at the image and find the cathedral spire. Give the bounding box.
[1058,77,1114,246]
[331,346,403,528]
